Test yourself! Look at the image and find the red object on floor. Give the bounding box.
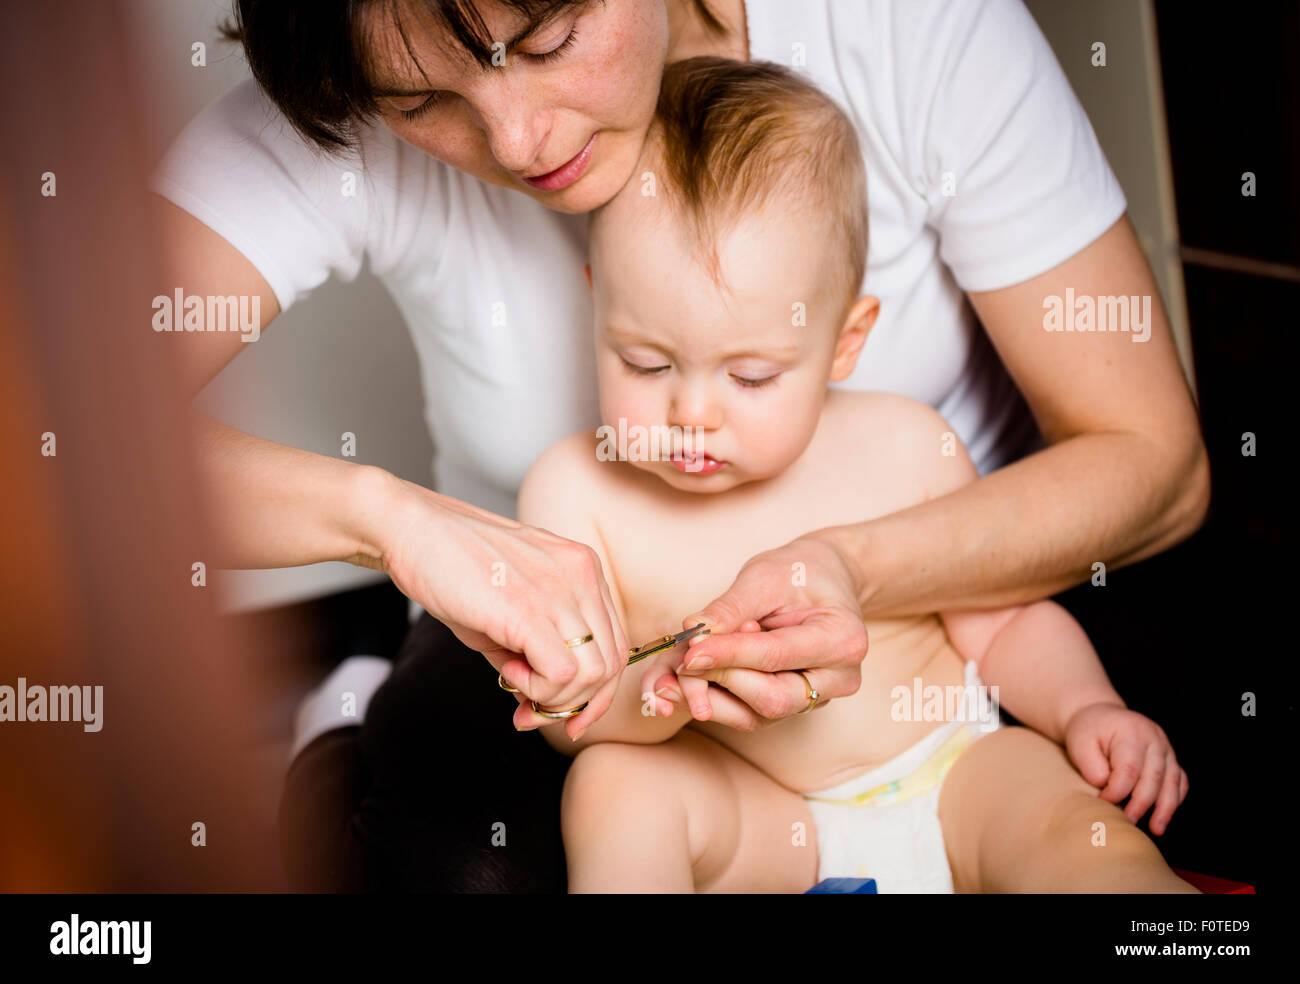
[1171,869,1256,894]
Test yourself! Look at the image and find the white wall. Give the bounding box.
[128,0,435,611]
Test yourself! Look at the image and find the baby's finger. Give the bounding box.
[1066,733,1112,788]
[1098,737,1143,804]
[1124,744,1166,826]
[1148,752,1183,835]
[638,665,679,719]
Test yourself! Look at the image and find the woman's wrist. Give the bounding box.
[341,464,415,573]
[805,521,879,614]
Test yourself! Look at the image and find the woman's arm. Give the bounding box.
[832,216,1210,616]
[159,198,630,735]
[677,218,1209,727]
[156,196,390,571]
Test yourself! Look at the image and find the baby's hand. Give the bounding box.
[1064,703,1189,835]
[639,658,713,721]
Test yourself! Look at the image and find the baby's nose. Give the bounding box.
[667,385,723,431]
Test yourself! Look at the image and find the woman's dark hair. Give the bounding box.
[222,0,727,153]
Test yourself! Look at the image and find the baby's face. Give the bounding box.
[589,188,858,494]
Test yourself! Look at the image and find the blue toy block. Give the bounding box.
[805,877,878,894]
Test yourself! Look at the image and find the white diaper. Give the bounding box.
[803,659,1002,893]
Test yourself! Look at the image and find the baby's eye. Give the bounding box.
[731,373,780,389]
[620,357,669,376]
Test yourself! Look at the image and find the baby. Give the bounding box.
[517,57,1192,893]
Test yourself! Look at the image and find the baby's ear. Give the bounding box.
[583,263,593,293]
[829,295,879,382]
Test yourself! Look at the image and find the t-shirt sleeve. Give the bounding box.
[150,79,410,313]
[899,0,1128,292]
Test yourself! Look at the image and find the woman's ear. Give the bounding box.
[583,263,593,292]
[829,295,879,382]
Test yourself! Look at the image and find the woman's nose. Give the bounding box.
[476,79,548,174]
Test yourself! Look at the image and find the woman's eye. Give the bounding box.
[731,374,780,389]
[523,24,579,63]
[386,93,442,121]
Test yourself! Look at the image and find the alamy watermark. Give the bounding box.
[152,289,261,343]
[0,678,102,732]
[890,676,999,733]
[595,420,708,471]
[1042,289,1151,342]
[50,914,150,964]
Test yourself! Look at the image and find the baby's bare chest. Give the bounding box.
[602,475,891,643]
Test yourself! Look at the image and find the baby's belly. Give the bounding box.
[693,615,970,794]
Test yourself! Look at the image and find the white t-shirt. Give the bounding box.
[154,0,1125,526]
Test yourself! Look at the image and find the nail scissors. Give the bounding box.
[498,622,709,698]
[626,622,709,665]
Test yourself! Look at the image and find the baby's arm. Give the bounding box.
[941,602,1122,745]
[905,408,1185,830]
[942,602,1188,833]
[517,434,693,752]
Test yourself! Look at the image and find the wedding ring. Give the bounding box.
[531,699,589,719]
[794,670,821,714]
[497,672,520,693]
[564,632,595,648]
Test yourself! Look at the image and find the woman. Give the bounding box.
[154,0,1207,890]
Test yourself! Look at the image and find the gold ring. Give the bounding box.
[531,699,589,719]
[564,632,595,648]
[794,670,821,715]
[497,672,520,694]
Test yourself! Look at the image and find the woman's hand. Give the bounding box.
[374,475,630,741]
[1064,702,1189,835]
[660,531,868,730]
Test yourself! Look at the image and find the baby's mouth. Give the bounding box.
[669,450,727,475]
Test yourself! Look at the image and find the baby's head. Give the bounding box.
[588,56,877,493]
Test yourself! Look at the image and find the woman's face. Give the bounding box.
[364,0,670,214]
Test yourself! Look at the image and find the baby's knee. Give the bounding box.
[561,741,674,819]
[1039,791,1194,890]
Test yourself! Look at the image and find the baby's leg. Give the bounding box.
[561,728,819,893]
[938,726,1198,893]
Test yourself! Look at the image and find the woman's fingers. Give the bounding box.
[686,666,828,722]
[687,683,765,731]
[678,618,863,694]
[676,673,713,721]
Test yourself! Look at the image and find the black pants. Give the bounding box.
[278,613,572,892]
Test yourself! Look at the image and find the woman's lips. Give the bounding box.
[522,133,597,191]
[670,451,727,475]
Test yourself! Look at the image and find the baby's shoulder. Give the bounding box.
[821,389,979,504]
[520,430,604,500]
[518,429,636,525]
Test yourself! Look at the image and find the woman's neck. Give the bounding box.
[666,0,749,62]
